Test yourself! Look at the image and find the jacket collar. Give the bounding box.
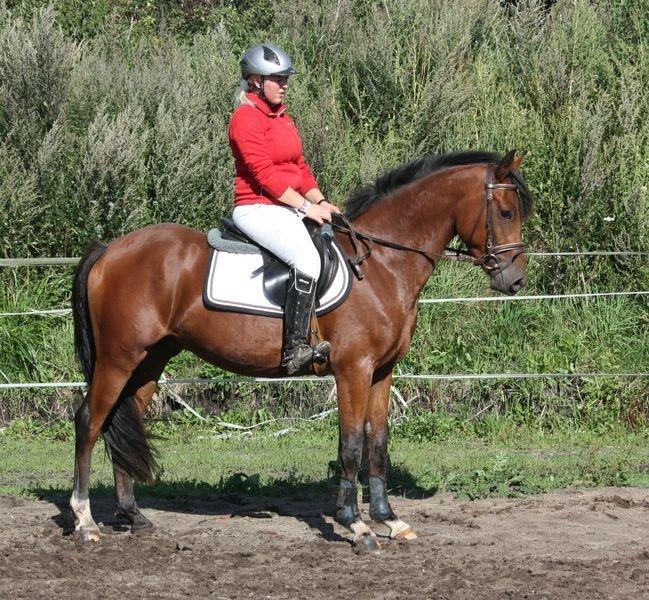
[247,92,287,117]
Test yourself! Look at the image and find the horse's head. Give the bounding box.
[455,151,532,295]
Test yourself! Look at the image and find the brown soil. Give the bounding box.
[1,487,649,599]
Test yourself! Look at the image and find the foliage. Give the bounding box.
[0,1,647,428]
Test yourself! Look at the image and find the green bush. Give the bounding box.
[0,1,647,426]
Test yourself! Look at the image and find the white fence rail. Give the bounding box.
[0,252,646,390]
[2,289,648,318]
[2,371,648,390]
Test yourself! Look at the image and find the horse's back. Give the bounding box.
[106,222,205,252]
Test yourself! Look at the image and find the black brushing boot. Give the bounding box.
[281,269,331,375]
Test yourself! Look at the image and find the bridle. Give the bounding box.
[331,168,526,280]
[479,169,526,274]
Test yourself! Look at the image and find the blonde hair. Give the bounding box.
[234,79,255,108]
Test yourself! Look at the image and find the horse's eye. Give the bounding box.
[500,209,514,220]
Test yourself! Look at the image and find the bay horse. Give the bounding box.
[70,150,532,550]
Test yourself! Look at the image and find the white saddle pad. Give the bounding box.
[203,244,352,318]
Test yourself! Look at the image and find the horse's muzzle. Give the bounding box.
[489,262,528,295]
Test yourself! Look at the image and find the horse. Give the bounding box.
[69,150,533,550]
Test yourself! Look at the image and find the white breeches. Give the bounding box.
[232,203,321,280]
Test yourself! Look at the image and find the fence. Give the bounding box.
[1,250,647,392]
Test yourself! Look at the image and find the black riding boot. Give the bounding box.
[281,269,331,375]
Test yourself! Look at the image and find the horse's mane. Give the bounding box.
[344,150,533,220]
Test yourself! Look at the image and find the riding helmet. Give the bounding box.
[241,43,298,79]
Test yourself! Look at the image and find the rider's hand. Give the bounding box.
[304,202,333,224]
[318,200,341,215]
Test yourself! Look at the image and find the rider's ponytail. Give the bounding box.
[234,79,255,108]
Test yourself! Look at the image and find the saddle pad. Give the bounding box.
[203,244,352,318]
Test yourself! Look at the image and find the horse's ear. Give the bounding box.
[495,150,523,180]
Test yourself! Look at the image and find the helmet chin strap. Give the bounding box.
[254,75,269,103]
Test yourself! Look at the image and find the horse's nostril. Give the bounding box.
[511,277,526,292]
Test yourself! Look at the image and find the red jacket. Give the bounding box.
[228,92,319,207]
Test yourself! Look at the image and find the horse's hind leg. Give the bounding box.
[112,379,157,533]
[71,360,140,542]
[113,343,179,533]
[365,369,416,540]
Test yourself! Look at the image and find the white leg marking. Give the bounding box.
[385,518,418,540]
[70,491,101,541]
[350,519,376,540]
[349,519,381,551]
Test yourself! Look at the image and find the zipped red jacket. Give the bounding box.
[228,92,319,207]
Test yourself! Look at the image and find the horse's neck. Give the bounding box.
[350,172,458,300]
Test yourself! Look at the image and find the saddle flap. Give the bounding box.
[261,259,290,306]
[304,221,339,303]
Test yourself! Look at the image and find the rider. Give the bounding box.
[229,42,340,375]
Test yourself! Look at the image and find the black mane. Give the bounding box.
[344,151,533,220]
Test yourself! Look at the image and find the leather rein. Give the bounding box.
[331,170,525,280]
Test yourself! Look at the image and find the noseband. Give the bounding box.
[331,169,526,280]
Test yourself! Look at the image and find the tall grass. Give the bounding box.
[0,1,647,423]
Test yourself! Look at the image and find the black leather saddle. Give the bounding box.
[220,217,340,307]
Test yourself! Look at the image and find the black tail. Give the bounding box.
[103,395,160,483]
[72,241,107,384]
[72,240,159,483]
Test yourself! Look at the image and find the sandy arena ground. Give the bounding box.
[1,487,649,599]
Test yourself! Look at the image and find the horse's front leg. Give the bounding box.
[335,369,380,552]
[366,369,417,541]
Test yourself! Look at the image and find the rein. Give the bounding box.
[331,170,525,280]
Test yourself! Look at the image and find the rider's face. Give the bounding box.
[260,74,289,105]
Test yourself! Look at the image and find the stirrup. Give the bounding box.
[312,340,331,364]
[282,341,330,375]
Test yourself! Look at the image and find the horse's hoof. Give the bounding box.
[385,518,418,541]
[354,533,381,554]
[78,528,102,543]
[393,527,418,541]
[131,521,154,535]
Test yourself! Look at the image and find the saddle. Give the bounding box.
[219,217,340,307]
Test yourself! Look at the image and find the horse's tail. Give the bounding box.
[103,395,160,483]
[72,240,159,483]
[72,240,107,384]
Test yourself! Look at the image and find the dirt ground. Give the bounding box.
[1,487,649,599]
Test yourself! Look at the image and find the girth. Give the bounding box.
[219,217,340,306]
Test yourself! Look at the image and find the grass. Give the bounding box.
[1,415,648,503]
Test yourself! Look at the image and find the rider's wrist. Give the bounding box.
[298,199,312,214]
[317,198,328,205]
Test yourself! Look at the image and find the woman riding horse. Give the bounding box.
[69,147,532,549]
[230,42,340,375]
